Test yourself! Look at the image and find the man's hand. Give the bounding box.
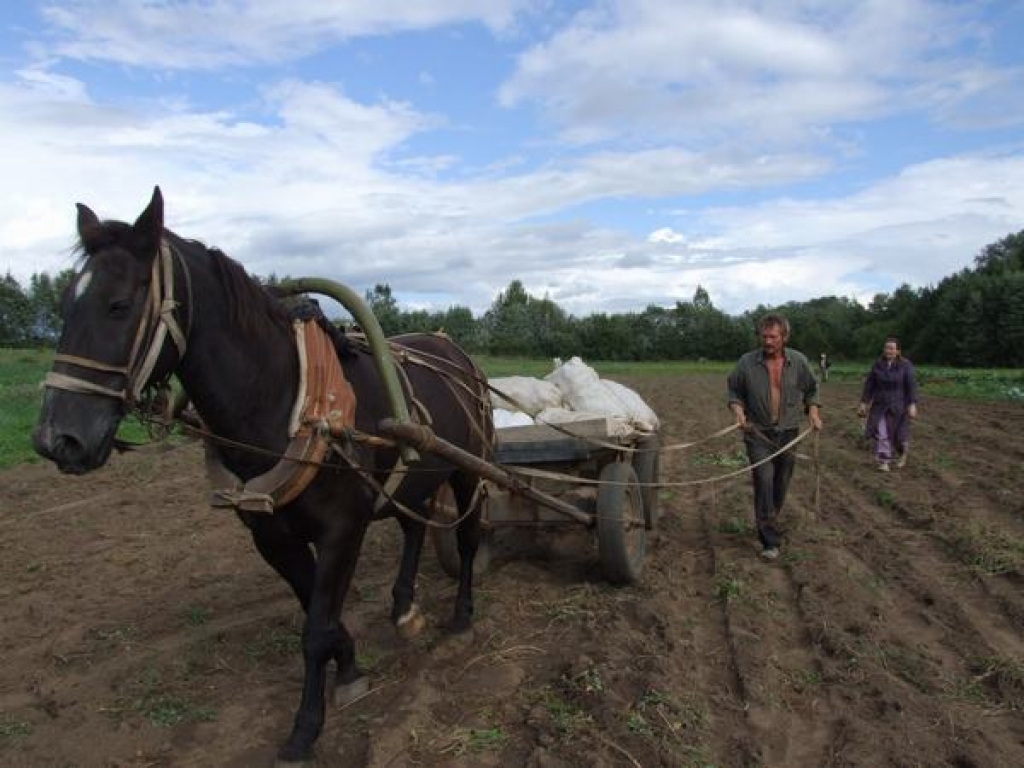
[856,403,867,418]
[908,403,918,419]
[809,406,823,431]
[731,404,748,431]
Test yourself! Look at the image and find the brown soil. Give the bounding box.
[3,374,1023,767]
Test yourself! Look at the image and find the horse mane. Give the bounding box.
[74,217,293,343]
[167,233,292,338]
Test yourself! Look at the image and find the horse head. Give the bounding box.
[34,187,184,474]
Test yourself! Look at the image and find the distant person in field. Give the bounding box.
[857,337,919,472]
[819,352,830,381]
[727,313,823,561]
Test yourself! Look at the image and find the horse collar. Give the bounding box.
[205,318,358,513]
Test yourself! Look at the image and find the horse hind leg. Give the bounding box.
[390,514,427,639]
[449,470,482,634]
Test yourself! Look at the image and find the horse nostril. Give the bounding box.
[34,427,86,470]
[32,424,56,459]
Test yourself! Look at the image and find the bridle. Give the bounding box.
[43,242,190,409]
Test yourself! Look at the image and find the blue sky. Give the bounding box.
[2,1,1023,317]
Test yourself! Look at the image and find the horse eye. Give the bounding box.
[108,299,131,318]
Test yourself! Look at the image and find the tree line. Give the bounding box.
[3,230,1022,367]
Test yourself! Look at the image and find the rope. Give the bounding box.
[164,412,482,528]
[500,426,814,489]
[334,447,483,530]
[159,407,792,493]
[813,429,821,521]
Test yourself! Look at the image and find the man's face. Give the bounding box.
[760,324,785,356]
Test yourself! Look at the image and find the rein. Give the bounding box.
[44,242,189,407]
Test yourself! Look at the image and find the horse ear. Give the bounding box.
[76,203,103,251]
[130,186,165,257]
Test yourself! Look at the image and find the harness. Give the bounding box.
[205,318,357,513]
[43,242,188,406]
[44,239,362,514]
[45,242,484,520]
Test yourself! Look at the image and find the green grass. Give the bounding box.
[826,361,1024,401]
[714,576,743,601]
[2,348,1021,469]
[476,355,731,378]
[914,366,1024,401]
[0,718,32,742]
[244,625,301,662]
[948,523,1024,577]
[0,348,51,468]
[440,725,509,756]
[184,605,210,627]
[106,666,217,728]
[717,516,755,536]
[0,347,154,469]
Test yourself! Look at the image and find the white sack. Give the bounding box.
[493,408,535,428]
[543,356,660,433]
[602,379,660,431]
[544,356,600,396]
[547,357,630,421]
[489,376,564,415]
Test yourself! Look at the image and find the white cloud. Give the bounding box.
[40,0,537,68]
[1,1,1022,321]
[648,228,685,244]
[498,0,1016,145]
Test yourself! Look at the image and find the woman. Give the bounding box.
[857,337,919,471]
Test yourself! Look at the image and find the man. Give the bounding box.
[728,314,822,560]
[819,352,830,382]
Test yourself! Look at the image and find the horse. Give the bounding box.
[32,187,494,763]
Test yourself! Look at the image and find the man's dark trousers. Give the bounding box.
[743,427,798,549]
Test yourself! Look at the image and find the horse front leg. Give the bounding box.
[241,512,315,611]
[390,514,427,638]
[241,512,366,704]
[277,524,367,765]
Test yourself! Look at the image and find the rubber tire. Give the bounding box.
[596,461,646,584]
[631,432,661,529]
[428,482,491,580]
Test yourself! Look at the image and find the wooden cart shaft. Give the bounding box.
[377,418,594,525]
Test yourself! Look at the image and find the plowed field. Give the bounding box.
[2,373,1023,766]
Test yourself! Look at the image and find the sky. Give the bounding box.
[2,1,1023,318]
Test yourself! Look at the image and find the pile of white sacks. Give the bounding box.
[490,356,659,436]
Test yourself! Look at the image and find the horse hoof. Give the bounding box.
[334,674,370,707]
[395,604,426,639]
[275,753,312,768]
[449,615,473,635]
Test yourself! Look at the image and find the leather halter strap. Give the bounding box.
[43,242,189,405]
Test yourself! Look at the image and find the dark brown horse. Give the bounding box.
[33,187,493,763]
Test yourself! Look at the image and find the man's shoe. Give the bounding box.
[878,461,890,472]
[761,547,780,560]
[896,450,907,468]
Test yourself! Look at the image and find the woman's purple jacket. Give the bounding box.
[861,357,919,446]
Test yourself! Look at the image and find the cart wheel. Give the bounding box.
[429,482,491,580]
[631,432,661,529]
[596,461,646,584]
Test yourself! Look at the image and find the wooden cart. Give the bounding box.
[380,417,660,585]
